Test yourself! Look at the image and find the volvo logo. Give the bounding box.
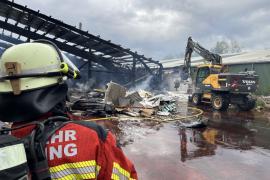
[242,80,256,84]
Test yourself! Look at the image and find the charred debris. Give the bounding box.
[67,81,206,128]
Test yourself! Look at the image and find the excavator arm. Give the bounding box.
[182,37,222,80]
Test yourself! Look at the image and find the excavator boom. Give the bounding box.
[182,37,222,79]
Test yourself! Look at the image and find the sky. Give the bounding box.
[14,0,270,60]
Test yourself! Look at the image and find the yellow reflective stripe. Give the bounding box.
[114,162,130,177]
[111,162,136,180]
[50,160,97,173]
[49,160,101,180]
[111,173,120,180]
[52,172,96,180]
[111,173,135,180]
[97,165,101,173]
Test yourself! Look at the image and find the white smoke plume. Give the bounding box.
[129,75,153,91]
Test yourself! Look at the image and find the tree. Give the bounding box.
[211,41,230,54]
[211,40,242,54]
[230,40,241,53]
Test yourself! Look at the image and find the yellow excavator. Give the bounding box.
[182,37,259,111]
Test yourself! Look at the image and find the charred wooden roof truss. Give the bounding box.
[0,0,163,82]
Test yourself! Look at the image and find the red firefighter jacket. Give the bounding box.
[11,116,138,180]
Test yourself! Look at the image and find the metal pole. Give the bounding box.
[131,57,136,87]
[88,60,92,80]
[26,25,30,42]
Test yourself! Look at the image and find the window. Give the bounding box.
[196,67,210,84]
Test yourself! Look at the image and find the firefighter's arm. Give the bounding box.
[97,132,138,180]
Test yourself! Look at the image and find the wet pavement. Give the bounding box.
[98,106,270,180]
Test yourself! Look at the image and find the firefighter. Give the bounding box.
[174,79,180,91]
[0,41,137,180]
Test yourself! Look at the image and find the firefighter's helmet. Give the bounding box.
[0,40,80,95]
[0,40,80,122]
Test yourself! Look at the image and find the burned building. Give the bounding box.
[0,0,163,89]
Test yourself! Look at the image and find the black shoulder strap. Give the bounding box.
[26,117,70,180]
[39,121,69,146]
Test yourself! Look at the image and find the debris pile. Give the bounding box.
[68,89,112,117]
[68,82,205,127]
[104,82,184,118]
[262,96,270,109]
[256,96,270,111]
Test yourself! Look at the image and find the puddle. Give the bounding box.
[97,107,270,180]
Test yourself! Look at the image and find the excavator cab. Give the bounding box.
[194,65,222,91]
[195,66,210,87]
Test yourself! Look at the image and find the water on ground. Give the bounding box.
[98,105,270,180]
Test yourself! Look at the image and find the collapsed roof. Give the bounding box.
[0,0,163,84]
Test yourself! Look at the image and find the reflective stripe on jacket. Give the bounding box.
[12,121,138,180]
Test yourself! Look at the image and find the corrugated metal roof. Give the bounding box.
[221,50,270,65]
[161,49,270,68]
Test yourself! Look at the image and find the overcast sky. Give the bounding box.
[15,0,270,60]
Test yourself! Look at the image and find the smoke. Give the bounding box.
[129,75,153,91]
[74,78,96,92]
[160,69,191,92]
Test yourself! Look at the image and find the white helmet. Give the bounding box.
[0,40,80,95]
[0,40,81,122]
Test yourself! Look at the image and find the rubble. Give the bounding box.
[68,89,112,117]
[261,96,270,109]
[139,109,155,117]
[126,91,143,102]
[68,81,205,127]
[157,111,170,116]
[105,81,127,106]
[137,90,152,99]
[255,96,270,111]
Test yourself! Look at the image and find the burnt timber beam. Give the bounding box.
[4,4,12,22]
[135,56,154,75]
[102,48,118,54]
[0,0,162,81]
[42,24,56,36]
[73,38,92,47]
[1,0,161,65]
[63,34,81,44]
[53,30,68,40]
[94,45,110,52]
[26,13,38,27]
[72,34,91,45]
[14,6,26,26]
[88,59,92,79]
[34,20,47,33]
[0,19,121,73]
[88,41,104,49]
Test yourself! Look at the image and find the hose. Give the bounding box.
[84,117,118,122]
[159,107,204,122]
[83,107,204,123]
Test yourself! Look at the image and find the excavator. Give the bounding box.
[182,37,259,111]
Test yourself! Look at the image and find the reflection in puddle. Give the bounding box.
[96,108,270,179]
[180,128,217,162]
[179,126,255,162]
